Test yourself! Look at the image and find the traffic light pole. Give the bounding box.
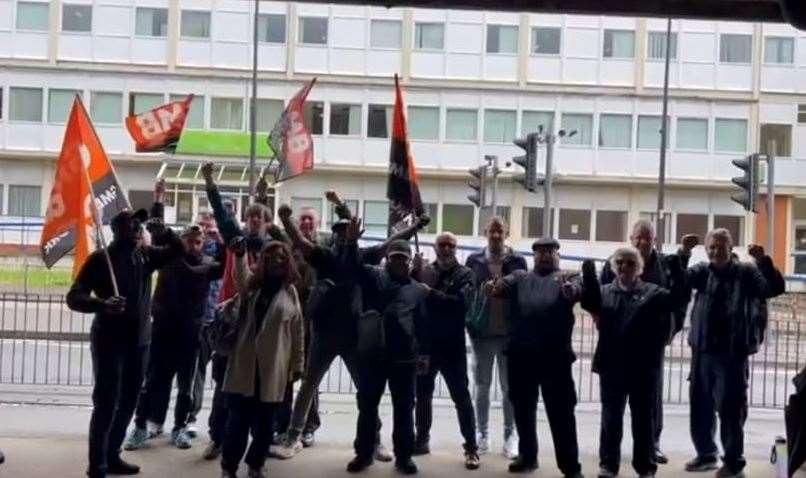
[543,134,554,238]
[766,142,776,258]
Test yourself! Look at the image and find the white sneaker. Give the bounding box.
[503,434,518,460]
[247,466,268,478]
[185,423,198,438]
[147,421,164,439]
[271,437,303,460]
[477,433,490,455]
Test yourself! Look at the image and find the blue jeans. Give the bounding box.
[470,336,514,440]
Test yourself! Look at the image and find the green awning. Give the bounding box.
[174,130,276,158]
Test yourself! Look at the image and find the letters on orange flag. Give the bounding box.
[126,94,193,152]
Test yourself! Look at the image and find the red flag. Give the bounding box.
[41,97,130,277]
[387,75,423,231]
[268,78,316,182]
[126,94,193,152]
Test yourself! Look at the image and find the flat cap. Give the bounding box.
[531,237,560,251]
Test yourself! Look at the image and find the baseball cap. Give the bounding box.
[386,239,412,259]
[531,237,560,251]
[110,208,149,228]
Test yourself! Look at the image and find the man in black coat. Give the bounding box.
[67,206,183,478]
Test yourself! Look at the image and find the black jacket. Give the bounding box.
[685,256,785,357]
[465,247,528,288]
[415,260,475,353]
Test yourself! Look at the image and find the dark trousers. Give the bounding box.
[88,340,147,476]
[415,348,477,453]
[133,328,199,431]
[599,369,658,475]
[209,354,229,444]
[189,325,213,425]
[653,356,665,450]
[356,358,416,461]
[689,352,749,472]
[507,349,582,475]
[221,394,277,474]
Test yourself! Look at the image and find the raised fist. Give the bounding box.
[201,162,215,181]
[278,204,293,222]
[748,244,765,261]
[681,234,700,253]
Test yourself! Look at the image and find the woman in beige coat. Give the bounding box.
[220,239,305,478]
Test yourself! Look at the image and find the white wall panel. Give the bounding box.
[213,12,250,42]
[323,138,363,166]
[95,5,131,36]
[597,150,633,175]
[563,60,597,84]
[794,127,806,159]
[682,32,715,62]
[565,15,599,28]
[43,126,65,152]
[680,63,714,89]
[565,28,599,57]
[600,61,634,86]
[557,148,594,175]
[0,0,12,31]
[177,40,212,67]
[294,46,329,73]
[409,143,442,168]
[331,18,365,48]
[669,152,708,178]
[212,43,250,69]
[94,36,131,63]
[634,152,660,177]
[438,143,479,169]
[447,23,483,54]
[257,45,287,71]
[645,62,680,88]
[366,50,400,76]
[132,38,168,64]
[759,103,794,123]
[528,57,562,83]
[761,66,797,92]
[483,56,517,81]
[710,155,737,180]
[716,65,752,91]
[0,32,11,58]
[330,48,365,74]
[361,140,389,167]
[59,35,94,61]
[411,52,445,78]
[7,125,43,150]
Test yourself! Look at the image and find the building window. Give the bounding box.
[764,37,794,64]
[408,106,439,140]
[48,89,80,124]
[256,99,284,132]
[714,118,747,153]
[603,29,635,58]
[559,209,591,241]
[639,211,673,245]
[90,92,122,125]
[62,4,92,32]
[211,98,243,130]
[0,185,3,214]
[367,104,392,138]
[414,23,444,50]
[129,93,164,116]
[595,210,628,242]
[330,104,362,136]
[363,200,389,236]
[637,115,669,149]
[370,20,402,49]
[442,204,474,236]
[676,118,708,151]
[560,113,593,146]
[676,213,708,242]
[8,185,41,217]
[303,101,324,135]
[327,199,359,228]
[181,11,211,39]
[759,124,792,157]
[170,94,205,129]
[16,1,49,31]
[483,109,517,143]
[598,114,633,148]
[522,207,554,238]
[477,207,511,236]
[445,109,478,141]
[719,34,752,63]
[522,111,554,135]
[714,215,744,246]
[10,87,43,122]
[486,25,518,54]
[420,203,438,234]
[798,104,806,124]
[647,31,677,60]
[299,17,328,45]
[290,197,323,222]
[135,7,168,37]
[258,14,285,44]
[531,27,560,55]
[0,88,3,120]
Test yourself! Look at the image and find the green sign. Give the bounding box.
[175,130,276,158]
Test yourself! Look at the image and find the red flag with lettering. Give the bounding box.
[126,94,193,152]
[387,74,423,232]
[268,78,316,182]
[41,96,130,277]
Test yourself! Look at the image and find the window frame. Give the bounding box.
[47,89,81,125]
[713,118,748,154]
[441,204,475,236]
[366,104,393,139]
[646,31,677,61]
[763,36,795,65]
[675,117,709,152]
[9,86,44,123]
[8,185,42,218]
[414,22,445,51]
[180,10,212,40]
[558,208,592,241]
[16,1,50,32]
[61,3,93,33]
[483,109,517,144]
[329,103,363,137]
[636,115,669,150]
[598,113,634,149]
[485,24,519,55]
[445,108,479,142]
[407,105,440,142]
[719,33,752,64]
[298,16,329,46]
[210,97,245,131]
[257,13,286,44]
[603,29,635,59]
[89,91,123,126]
[362,200,390,236]
[134,6,169,38]
[560,112,594,147]
[303,101,325,136]
[595,210,629,242]
[370,19,403,50]
[530,26,561,56]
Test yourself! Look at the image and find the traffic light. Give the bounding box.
[731,153,760,212]
[513,133,538,192]
[467,165,488,208]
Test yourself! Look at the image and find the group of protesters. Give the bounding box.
[66,160,785,478]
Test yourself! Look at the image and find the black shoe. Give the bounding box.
[395,458,418,475]
[107,457,140,475]
[654,449,669,465]
[412,441,430,456]
[684,456,719,472]
[597,467,616,478]
[715,465,744,478]
[564,473,585,478]
[508,458,538,473]
[347,456,374,473]
[0,449,4,464]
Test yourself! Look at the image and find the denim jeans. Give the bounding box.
[470,336,514,440]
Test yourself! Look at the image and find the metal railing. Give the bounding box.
[1,292,803,410]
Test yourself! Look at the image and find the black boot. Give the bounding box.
[347,455,374,473]
[107,456,140,475]
[395,458,418,475]
[508,458,538,473]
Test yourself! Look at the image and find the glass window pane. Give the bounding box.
[676,214,708,242]
[62,4,92,32]
[598,114,633,148]
[532,27,560,54]
[720,34,752,63]
[90,92,122,124]
[483,109,516,143]
[135,7,168,37]
[256,99,284,132]
[408,106,439,140]
[486,25,518,54]
[211,98,243,130]
[10,87,43,122]
[637,115,670,149]
[522,207,554,238]
[258,14,286,43]
[0,185,3,214]
[16,2,49,31]
[367,104,392,138]
[477,207,511,236]
[445,109,477,141]
[415,23,444,50]
[181,11,211,39]
[603,30,635,58]
[330,104,362,136]
[299,17,328,45]
[48,89,80,124]
[676,118,708,150]
[764,37,794,64]
[8,185,41,217]
[647,32,677,60]
[371,20,402,49]
[799,104,806,124]
[561,113,593,145]
[170,94,205,129]
[420,203,438,234]
[714,215,744,246]
[559,209,591,240]
[714,118,747,153]
[363,200,389,236]
[595,210,628,242]
[130,93,163,115]
[759,123,792,156]
[304,101,324,135]
[522,111,553,135]
[442,204,474,236]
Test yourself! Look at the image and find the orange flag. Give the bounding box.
[125,94,193,152]
[40,96,130,277]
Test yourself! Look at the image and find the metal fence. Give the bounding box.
[1,292,803,410]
